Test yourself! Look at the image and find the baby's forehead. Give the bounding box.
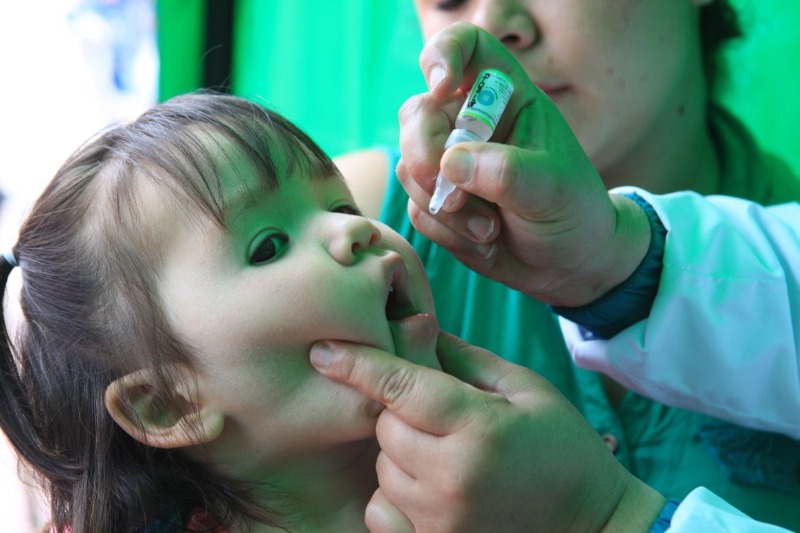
[124,171,204,254]
[120,153,279,240]
[103,117,339,246]
[135,132,277,217]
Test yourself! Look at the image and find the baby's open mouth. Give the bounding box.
[385,265,415,321]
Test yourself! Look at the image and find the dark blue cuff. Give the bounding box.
[551,193,667,339]
[649,499,680,533]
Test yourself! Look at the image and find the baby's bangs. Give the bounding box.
[212,97,342,205]
[127,93,339,225]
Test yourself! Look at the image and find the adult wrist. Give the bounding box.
[552,193,666,338]
[648,499,680,533]
[600,476,667,533]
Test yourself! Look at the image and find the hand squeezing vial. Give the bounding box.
[429,69,514,215]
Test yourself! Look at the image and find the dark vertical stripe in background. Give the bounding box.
[204,1,234,92]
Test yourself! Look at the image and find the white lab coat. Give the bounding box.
[561,189,800,531]
[561,188,800,440]
[668,487,793,532]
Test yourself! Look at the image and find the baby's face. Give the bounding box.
[153,161,435,472]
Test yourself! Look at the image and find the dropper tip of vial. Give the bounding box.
[428,193,446,215]
[429,173,455,215]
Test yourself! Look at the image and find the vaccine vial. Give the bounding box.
[429,69,514,215]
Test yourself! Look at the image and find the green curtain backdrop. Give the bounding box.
[157,0,206,97]
[159,0,799,172]
[158,0,425,159]
[722,0,800,175]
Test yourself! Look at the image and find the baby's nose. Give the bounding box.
[329,216,381,265]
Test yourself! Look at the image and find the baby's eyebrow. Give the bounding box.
[221,170,344,222]
[220,181,273,224]
[309,169,346,183]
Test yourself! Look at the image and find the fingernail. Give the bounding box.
[310,342,333,369]
[428,66,447,91]
[467,215,494,242]
[445,149,474,185]
[476,243,496,259]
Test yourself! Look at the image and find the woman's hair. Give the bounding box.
[700,0,744,97]
[0,93,339,532]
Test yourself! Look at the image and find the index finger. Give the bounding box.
[419,23,536,133]
[436,330,555,400]
[420,22,518,97]
[309,340,474,435]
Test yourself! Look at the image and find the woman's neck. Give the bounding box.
[600,98,721,196]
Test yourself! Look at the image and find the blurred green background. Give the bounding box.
[157,0,800,172]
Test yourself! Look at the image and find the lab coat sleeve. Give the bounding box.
[561,188,800,439]
[667,488,793,532]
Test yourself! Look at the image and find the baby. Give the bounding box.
[0,93,435,532]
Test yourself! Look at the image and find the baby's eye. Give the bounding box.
[249,233,289,265]
[332,204,362,216]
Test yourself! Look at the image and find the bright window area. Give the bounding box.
[0,0,157,249]
[0,1,157,528]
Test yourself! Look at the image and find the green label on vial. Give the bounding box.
[461,70,514,129]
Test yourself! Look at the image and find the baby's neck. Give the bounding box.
[243,439,380,532]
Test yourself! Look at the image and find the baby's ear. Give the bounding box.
[104,367,224,449]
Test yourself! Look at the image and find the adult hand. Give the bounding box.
[309,316,664,532]
[398,22,650,307]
